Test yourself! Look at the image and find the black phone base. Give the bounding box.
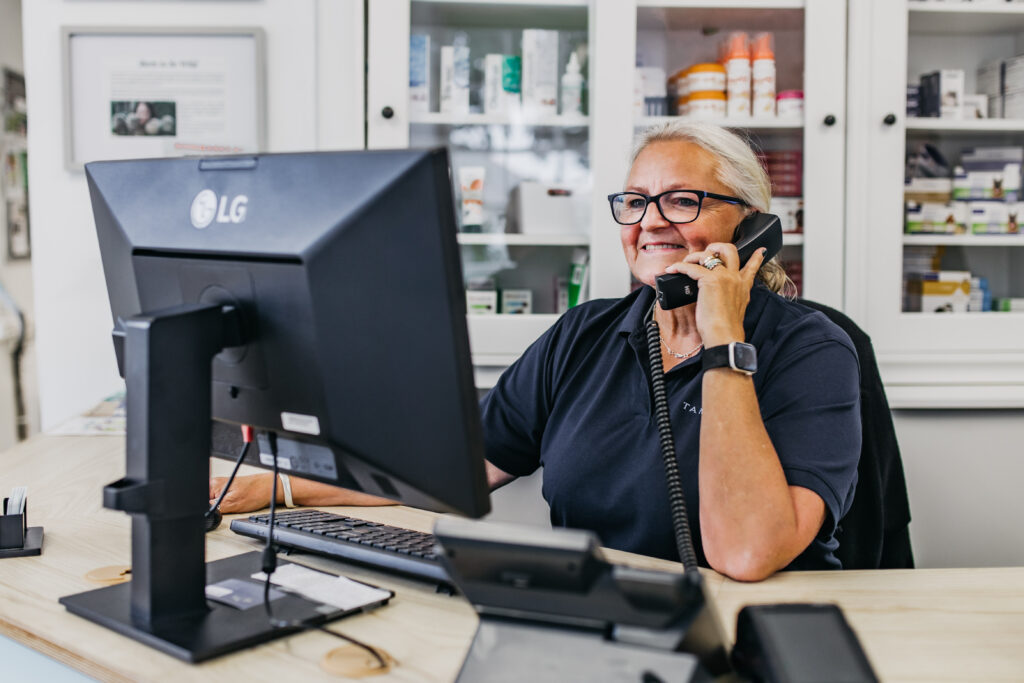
[60,552,338,663]
[457,617,711,683]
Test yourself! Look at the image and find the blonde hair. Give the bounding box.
[630,120,795,297]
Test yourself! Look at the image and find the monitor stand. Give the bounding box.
[60,303,337,662]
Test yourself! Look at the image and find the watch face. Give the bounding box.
[732,343,758,373]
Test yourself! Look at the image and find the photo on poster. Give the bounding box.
[111,100,176,136]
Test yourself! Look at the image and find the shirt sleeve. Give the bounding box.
[757,335,862,539]
[478,319,564,477]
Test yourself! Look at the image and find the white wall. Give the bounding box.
[895,410,1024,568]
[22,0,363,429]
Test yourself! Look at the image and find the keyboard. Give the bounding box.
[229,509,449,584]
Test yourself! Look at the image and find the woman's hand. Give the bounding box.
[209,473,274,514]
[664,243,766,347]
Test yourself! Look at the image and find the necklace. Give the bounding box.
[660,336,703,360]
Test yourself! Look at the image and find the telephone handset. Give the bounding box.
[654,211,784,310]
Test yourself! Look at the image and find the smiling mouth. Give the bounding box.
[641,244,685,252]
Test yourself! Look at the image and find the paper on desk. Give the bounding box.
[252,563,391,612]
[7,486,26,515]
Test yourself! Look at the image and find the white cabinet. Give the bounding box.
[848,0,1024,407]
[367,0,848,374]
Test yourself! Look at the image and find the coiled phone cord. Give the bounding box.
[646,319,701,574]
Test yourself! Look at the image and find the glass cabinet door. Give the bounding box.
[368,0,592,369]
[625,0,847,307]
[850,0,1024,407]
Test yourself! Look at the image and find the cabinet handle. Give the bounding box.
[381,106,395,119]
[883,113,897,126]
[823,114,837,126]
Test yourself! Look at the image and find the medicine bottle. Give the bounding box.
[723,32,751,118]
[751,33,776,118]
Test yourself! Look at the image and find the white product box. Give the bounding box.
[905,201,966,234]
[968,201,1024,234]
[484,54,505,115]
[963,94,988,119]
[409,35,430,114]
[1004,54,1024,94]
[953,150,1022,201]
[939,69,965,118]
[521,29,559,117]
[989,94,1004,118]
[978,59,1004,97]
[506,181,580,235]
[769,197,803,233]
[501,289,533,315]
[920,271,971,314]
[466,290,498,315]
[1004,90,1024,119]
[440,44,470,115]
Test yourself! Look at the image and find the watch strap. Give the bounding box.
[702,342,757,375]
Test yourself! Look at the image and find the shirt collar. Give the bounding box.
[618,286,657,337]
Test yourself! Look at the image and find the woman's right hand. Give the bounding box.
[209,473,274,514]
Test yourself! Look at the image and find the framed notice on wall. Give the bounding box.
[62,27,266,171]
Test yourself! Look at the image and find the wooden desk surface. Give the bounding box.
[2,434,1023,682]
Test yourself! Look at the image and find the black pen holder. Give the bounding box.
[0,497,43,558]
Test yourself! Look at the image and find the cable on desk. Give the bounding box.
[206,429,253,526]
[256,431,389,671]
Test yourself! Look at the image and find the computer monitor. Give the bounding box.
[60,148,491,661]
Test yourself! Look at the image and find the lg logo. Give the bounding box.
[190,189,248,229]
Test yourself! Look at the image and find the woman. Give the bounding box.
[211,121,861,582]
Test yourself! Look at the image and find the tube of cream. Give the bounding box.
[458,166,486,232]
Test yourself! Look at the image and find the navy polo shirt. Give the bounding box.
[480,284,861,570]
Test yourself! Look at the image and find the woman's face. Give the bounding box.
[620,140,746,288]
[135,102,152,123]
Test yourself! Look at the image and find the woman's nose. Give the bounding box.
[639,201,670,231]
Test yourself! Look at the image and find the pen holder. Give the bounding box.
[0,497,43,558]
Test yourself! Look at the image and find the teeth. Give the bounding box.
[643,244,683,251]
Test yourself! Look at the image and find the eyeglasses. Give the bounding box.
[607,190,748,225]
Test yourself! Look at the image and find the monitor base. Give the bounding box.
[60,552,339,663]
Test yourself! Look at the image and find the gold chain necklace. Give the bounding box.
[660,336,703,360]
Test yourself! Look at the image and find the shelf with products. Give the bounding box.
[622,1,845,308]
[848,0,1024,405]
[457,232,589,246]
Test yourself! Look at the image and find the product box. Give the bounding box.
[409,35,431,114]
[989,94,1004,119]
[968,201,1024,234]
[484,54,505,115]
[952,147,1023,200]
[466,289,498,315]
[905,201,966,234]
[906,271,971,313]
[921,272,971,313]
[769,197,803,233]
[501,289,533,315]
[907,84,921,117]
[506,181,579,235]
[1003,90,1024,119]
[977,58,1004,98]
[995,297,1024,312]
[920,69,964,118]
[440,43,470,115]
[963,93,988,119]
[521,29,559,117]
[904,177,953,204]
[1003,54,1024,94]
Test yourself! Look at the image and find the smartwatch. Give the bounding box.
[702,342,757,375]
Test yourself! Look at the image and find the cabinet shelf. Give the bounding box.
[903,234,1024,247]
[907,117,1024,133]
[637,116,803,131]
[411,112,589,128]
[908,2,1024,35]
[458,233,589,246]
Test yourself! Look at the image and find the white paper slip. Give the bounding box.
[7,486,26,515]
[252,563,392,612]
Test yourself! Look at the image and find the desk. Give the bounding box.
[2,434,1023,681]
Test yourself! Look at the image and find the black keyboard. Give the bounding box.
[229,509,448,584]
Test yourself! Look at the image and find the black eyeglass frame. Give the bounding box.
[606,189,749,226]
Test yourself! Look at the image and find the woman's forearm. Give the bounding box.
[288,476,396,507]
[697,368,824,581]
